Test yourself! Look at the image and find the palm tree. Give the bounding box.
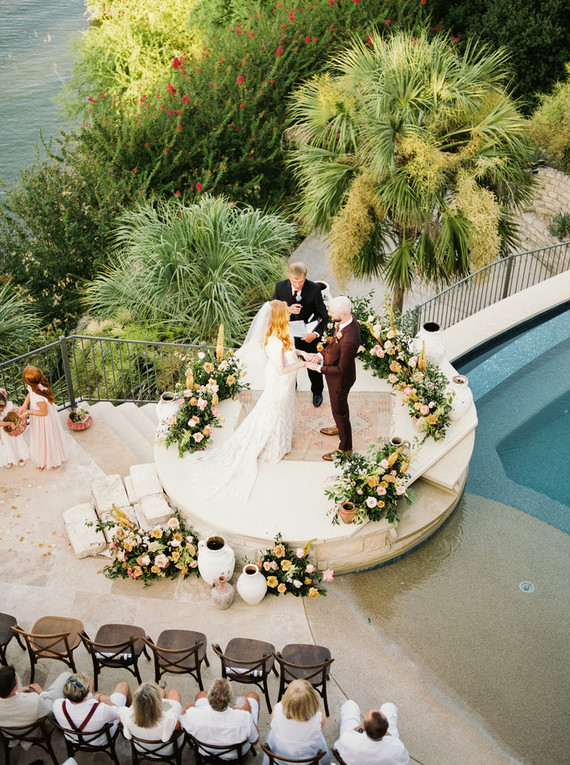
[0,283,41,362]
[85,195,296,344]
[288,32,536,312]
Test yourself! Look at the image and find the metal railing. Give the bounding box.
[0,335,203,411]
[415,241,570,331]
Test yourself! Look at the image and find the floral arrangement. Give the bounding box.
[325,441,415,525]
[352,293,452,442]
[159,325,248,457]
[252,534,331,598]
[352,294,415,380]
[96,510,199,586]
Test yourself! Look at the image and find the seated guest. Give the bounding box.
[264,679,331,765]
[0,665,69,729]
[181,678,259,758]
[53,672,131,746]
[120,681,182,754]
[334,699,409,765]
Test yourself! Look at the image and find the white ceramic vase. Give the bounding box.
[156,391,179,422]
[411,322,447,366]
[236,564,268,605]
[448,374,474,421]
[197,536,236,585]
[316,280,333,305]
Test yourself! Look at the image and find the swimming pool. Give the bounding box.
[457,303,570,533]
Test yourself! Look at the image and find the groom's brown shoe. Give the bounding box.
[322,449,352,461]
[320,426,339,436]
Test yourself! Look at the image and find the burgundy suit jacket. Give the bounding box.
[321,317,361,396]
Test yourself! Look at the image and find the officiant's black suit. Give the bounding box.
[273,278,329,397]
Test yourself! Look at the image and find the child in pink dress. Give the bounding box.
[18,366,67,469]
[0,389,30,468]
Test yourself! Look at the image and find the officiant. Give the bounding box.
[273,262,329,407]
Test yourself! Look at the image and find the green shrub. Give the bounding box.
[529,65,570,173]
[0,283,41,362]
[548,212,570,241]
[428,0,569,112]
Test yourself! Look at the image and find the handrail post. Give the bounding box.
[501,255,514,300]
[59,336,76,410]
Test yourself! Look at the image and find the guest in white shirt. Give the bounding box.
[334,699,409,765]
[120,682,182,755]
[181,678,259,759]
[264,679,330,765]
[53,672,131,747]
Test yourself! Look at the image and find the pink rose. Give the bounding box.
[420,404,430,415]
[409,356,418,367]
[377,486,387,496]
[396,485,406,495]
[305,564,315,573]
[322,569,334,583]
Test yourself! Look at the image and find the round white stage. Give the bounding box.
[155,362,476,573]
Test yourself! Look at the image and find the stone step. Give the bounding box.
[115,401,157,445]
[89,401,154,464]
[140,402,159,426]
[66,407,141,477]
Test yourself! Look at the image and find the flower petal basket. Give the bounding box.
[4,411,26,438]
[66,409,92,431]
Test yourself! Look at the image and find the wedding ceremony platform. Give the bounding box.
[155,360,477,573]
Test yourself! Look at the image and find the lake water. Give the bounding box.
[0,0,88,185]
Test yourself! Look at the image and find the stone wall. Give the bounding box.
[513,166,570,252]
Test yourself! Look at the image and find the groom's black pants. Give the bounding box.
[294,336,323,396]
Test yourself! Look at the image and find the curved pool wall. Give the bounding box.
[454,303,570,534]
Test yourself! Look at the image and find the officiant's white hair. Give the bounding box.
[329,295,352,315]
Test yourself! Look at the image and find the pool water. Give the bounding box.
[341,305,570,764]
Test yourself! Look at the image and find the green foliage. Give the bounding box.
[253,534,326,598]
[0,136,143,333]
[85,196,295,344]
[548,212,570,241]
[0,284,41,362]
[529,65,570,173]
[428,0,569,113]
[67,0,202,109]
[77,0,429,209]
[288,31,536,311]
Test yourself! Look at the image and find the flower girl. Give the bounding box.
[0,389,30,468]
[18,366,67,469]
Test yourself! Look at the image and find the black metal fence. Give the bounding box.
[0,335,202,411]
[415,241,570,331]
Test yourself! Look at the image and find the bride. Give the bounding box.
[184,300,304,503]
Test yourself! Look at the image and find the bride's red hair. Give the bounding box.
[266,300,293,351]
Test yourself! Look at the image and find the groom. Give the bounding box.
[273,262,329,407]
[305,296,361,461]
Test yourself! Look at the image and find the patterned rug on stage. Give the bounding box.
[238,390,393,461]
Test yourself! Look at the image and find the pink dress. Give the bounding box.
[28,386,68,468]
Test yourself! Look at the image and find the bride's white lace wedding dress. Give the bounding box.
[184,328,299,504]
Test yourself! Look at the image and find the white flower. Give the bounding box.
[377,486,387,496]
[193,432,204,442]
[366,496,378,508]
[167,517,180,530]
[197,351,206,359]
[305,564,315,573]
[170,539,181,546]
[296,548,305,559]
[293,580,303,588]
[139,555,151,566]
[387,329,396,339]
[372,323,381,337]
[396,485,406,495]
[197,398,208,411]
[380,459,390,469]
[219,360,228,371]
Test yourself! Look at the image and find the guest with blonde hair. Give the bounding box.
[119,682,182,755]
[263,679,330,764]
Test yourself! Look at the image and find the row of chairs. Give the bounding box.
[1,612,334,714]
[1,712,347,765]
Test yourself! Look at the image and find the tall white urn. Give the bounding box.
[411,322,447,366]
[448,374,474,421]
[156,391,180,423]
[197,536,236,585]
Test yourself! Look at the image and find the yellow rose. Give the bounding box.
[173,532,183,541]
[380,481,388,488]
[226,375,236,385]
[267,576,278,588]
[427,414,438,425]
[377,500,385,508]
[171,551,180,562]
[304,577,312,585]
[152,528,163,539]
[277,583,287,593]
[389,360,401,372]
[273,544,286,558]
[281,559,292,571]
[123,542,133,552]
[132,566,143,578]
[203,362,214,373]
[308,588,319,599]
[151,565,160,574]
[367,475,379,488]
[202,427,211,436]
[190,397,198,406]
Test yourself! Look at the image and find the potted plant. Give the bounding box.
[66,407,92,431]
